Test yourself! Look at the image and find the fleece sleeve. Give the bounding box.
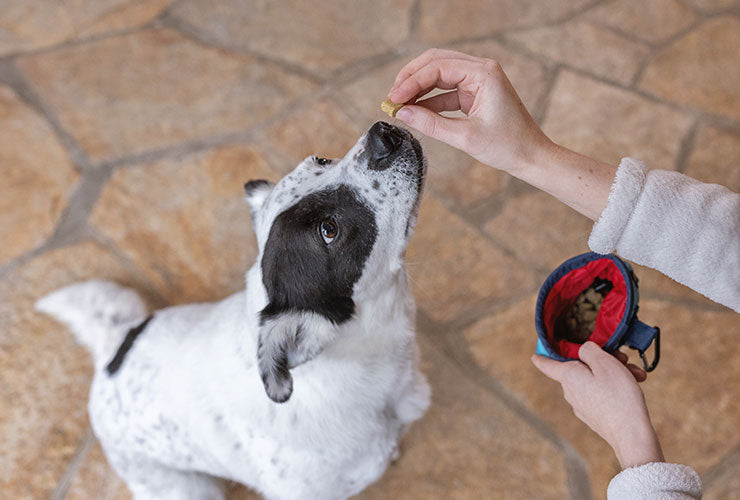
[607,462,702,500]
[588,157,740,312]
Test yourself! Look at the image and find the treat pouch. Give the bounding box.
[535,252,660,371]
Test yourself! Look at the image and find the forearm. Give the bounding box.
[512,141,617,221]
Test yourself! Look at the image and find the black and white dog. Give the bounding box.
[37,122,430,500]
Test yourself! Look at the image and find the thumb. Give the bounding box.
[531,354,569,383]
[396,105,467,150]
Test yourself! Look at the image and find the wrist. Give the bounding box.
[612,423,665,470]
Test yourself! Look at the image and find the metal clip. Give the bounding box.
[638,327,660,372]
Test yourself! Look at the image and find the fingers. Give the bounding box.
[577,341,612,374]
[531,354,566,381]
[626,363,648,382]
[395,105,468,149]
[391,48,480,90]
[389,58,488,104]
[414,91,462,114]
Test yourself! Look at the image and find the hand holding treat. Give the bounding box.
[388,48,618,221]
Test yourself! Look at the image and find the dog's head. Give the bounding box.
[244,122,425,403]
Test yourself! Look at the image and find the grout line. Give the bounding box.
[629,18,705,89]
[701,443,740,492]
[50,428,96,500]
[0,60,92,173]
[415,310,592,499]
[158,11,326,85]
[532,64,562,126]
[674,119,700,173]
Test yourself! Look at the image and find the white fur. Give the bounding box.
[36,126,430,500]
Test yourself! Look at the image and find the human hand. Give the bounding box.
[387,48,554,176]
[531,342,665,469]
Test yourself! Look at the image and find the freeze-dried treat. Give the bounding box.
[555,278,615,344]
[381,98,404,118]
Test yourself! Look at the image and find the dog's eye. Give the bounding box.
[314,156,332,166]
[319,218,339,244]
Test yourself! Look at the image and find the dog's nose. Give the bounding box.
[367,121,404,165]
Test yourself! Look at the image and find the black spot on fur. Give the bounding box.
[372,180,380,190]
[106,315,154,375]
[244,179,272,196]
[260,185,377,324]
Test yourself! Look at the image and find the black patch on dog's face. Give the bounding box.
[260,185,377,324]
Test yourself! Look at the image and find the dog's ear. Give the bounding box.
[244,179,274,214]
[257,311,337,403]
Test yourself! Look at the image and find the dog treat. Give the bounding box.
[555,278,614,344]
[381,98,404,118]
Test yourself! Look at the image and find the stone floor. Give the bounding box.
[1,1,739,499]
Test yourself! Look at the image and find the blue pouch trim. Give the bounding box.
[534,252,660,370]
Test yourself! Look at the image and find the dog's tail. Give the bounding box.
[35,280,148,367]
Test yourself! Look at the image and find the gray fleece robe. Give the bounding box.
[589,158,740,500]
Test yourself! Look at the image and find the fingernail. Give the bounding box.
[396,107,412,122]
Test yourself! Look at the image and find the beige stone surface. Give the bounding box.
[464,295,740,498]
[18,29,318,163]
[66,440,130,500]
[259,96,365,171]
[682,0,740,12]
[417,0,593,43]
[407,196,536,323]
[90,145,279,304]
[462,294,622,498]
[505,20,650,85]
[685,125,740,193]
[0,0,173,56]
[0,242,150,499]
[0,84,79,267]
[356,331,570,500]
[704,454,740,500]
[484,191,594,271]
[639,300,740,474]
[169,0,414,74]
[543,70,694,171]
[639,16,740,122]
[587,0,697,44]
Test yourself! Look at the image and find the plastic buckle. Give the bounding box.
[637,327,660,372]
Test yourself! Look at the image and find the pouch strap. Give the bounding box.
[624,319,660,372]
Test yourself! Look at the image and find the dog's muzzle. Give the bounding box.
[367,121,408,170]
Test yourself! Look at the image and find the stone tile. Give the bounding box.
[484,191,594,271]
[0,242,150,499]
[259,96,365,172]
[356,330,570,499]
[704,453,740,500]
[66,441,130,500]
[587,0,696,44]
[417,0,593,44]
[0,84,79,267]
[505,20,651,85]
[629,264,720,309]
[685,125,740,194]
[463,294,621,498]
[464,295,740,498]
[18,29,318,163]
[90,145,280,304]
[639,300,740,474]
[639,16,740,122]
[407,196,536,323]
[543,70,693,171]
[682,0,740,12]
[169,0,414,74]
[0,0,173,56]
[341,40,548,211]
